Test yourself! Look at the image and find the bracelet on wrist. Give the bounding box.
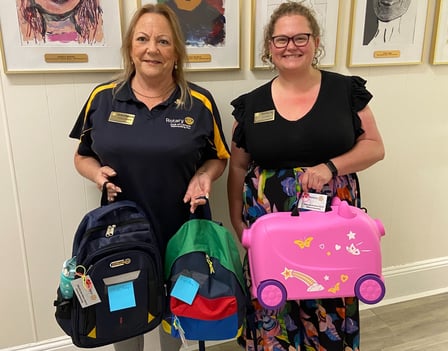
[325,160,338,178]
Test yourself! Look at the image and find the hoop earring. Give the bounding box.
[312,48,323,68]
[312,55,318,68]
[268,53,276,70]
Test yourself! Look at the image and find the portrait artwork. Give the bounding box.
[362,0,416,47]
[140,0,241,70]
[16,0,105,45]
[430,0,448,65]
[348,0,428,66]
[159,0,226,47]
[1,0,123,72]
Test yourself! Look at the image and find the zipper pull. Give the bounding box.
[206,254,215,274]
[105,224,116,237]
[173,316,188,348]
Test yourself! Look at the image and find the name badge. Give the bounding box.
[108,111,135,125]
[254,110,275,123]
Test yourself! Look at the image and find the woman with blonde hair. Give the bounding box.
[70,4,230,351]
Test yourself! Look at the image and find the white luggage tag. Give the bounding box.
[297,192,328,212]
[72,267,101,308]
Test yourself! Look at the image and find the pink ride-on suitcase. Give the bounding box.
[242,197,386,309]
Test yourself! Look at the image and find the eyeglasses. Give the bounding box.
[271,33,312,48]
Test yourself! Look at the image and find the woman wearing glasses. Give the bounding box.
[228,2,384,350]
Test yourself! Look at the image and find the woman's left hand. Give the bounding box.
[183,171,211,213]
[300,163,333,192]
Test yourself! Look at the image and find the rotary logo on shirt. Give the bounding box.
[166,117,195,129]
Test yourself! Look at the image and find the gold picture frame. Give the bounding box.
[139,0,241,71]
[250,0,341,70]
[430,0,448,65]
[0,0,125,74]
[347,0,429,67]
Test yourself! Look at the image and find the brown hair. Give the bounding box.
[261,1,323,68]
[115,3,190,108]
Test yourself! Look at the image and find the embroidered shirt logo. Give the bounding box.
[166,117,194,129]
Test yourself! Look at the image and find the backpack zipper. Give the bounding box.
[105,224,116,237]
[83,218,148,238]
[75,218,151,255]
[205,254,215,274]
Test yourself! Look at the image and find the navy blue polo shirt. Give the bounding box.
[70,80,230,251]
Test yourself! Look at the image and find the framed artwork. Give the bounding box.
[0,0,124,74]
[348,0,429,67]
[430,0,448,65]
[250,0,340,70]
[139,0,241,71]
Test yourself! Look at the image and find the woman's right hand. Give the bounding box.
[95,166,121,202]
[73,153,122,202]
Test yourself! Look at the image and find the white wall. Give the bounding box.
[1,1,448,350]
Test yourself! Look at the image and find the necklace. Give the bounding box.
[132,84,175,99]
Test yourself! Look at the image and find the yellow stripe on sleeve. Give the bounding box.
[191,90,230,159]
[82,82,117,127]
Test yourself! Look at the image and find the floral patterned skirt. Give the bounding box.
[239,164,361,351]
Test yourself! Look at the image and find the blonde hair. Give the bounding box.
[114,3,191,108]
[261,1,324,68]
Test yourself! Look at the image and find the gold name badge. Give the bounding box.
[108,112,135,125]
[254,110,275,123]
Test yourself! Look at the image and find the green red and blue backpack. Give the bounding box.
[162,216,246,346]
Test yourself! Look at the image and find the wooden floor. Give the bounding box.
[207,292,448,350]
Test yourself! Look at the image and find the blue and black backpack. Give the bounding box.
[54,199,165,348]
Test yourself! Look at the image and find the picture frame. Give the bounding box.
[430,0,448,65]
[347,0,429,67]
[0,0,124,74]
[139,0,241,71]
[250,0,340,70]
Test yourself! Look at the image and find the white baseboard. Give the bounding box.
[364,256,448,309]
[6,257,448,351]
[3,337,74,351]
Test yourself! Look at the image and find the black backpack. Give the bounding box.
[54,200,165,348]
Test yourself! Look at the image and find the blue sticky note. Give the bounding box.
[171,275,200,305]
[108,281,136,312]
